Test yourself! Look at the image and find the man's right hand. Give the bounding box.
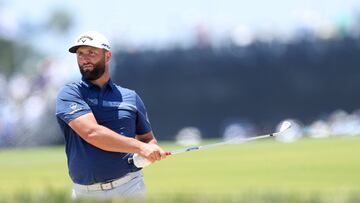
[138,143,167,163]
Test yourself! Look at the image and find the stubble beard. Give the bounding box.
[79,57,106,81]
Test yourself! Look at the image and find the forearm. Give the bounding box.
[83,124,145,153]
[68,113,157,154]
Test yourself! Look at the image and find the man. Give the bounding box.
[55,31,166,199]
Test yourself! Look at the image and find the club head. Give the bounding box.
[279,121,292,132]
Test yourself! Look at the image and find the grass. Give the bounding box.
[146,137,360,195]
[0,136,360,202]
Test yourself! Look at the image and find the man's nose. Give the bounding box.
[80,55,91,63]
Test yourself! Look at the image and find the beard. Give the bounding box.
[79,57,106,81]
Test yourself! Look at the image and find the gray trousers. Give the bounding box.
[71,171,146,200]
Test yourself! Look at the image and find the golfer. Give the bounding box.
[55,31,166,199]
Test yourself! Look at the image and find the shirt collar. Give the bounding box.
[81,77,115,90]
[107,79,116,90]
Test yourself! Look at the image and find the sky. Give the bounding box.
[2,0,360,54]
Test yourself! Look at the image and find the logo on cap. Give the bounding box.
[78,35,93,43]
[101,43,110,49]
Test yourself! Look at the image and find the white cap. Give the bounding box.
[68,31,111,53]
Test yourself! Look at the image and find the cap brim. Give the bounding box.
[68,45,110,53]
[69,45,80,53]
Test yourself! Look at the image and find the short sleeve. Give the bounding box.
[55,84,92,124]
[135,93,152,135]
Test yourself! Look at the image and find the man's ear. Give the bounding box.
[105,51,112,63]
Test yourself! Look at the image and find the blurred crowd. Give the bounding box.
[0,59,71,147]
[176,109,360,146]
[275,109,360,142]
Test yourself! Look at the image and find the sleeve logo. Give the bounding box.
[70,103,77,110]
[68,103,82,115]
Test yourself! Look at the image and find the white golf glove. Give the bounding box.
[132,153,152,168]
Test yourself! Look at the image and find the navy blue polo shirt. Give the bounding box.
[55,78,152,185]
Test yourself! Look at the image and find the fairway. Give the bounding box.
[146,137,360,197]
[1,136,360,202]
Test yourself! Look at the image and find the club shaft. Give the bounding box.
[128,122,291,168]
[169,133,274,155]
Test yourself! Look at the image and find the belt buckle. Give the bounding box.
[100,181,114,191]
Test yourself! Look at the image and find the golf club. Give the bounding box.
[129,121,292,168]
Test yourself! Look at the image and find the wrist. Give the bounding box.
[135,140,148,155]
[148,139,158,144]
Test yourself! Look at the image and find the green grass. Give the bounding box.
[0,147,70,195]
[0,136,360,202]
[146,137,360,197]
